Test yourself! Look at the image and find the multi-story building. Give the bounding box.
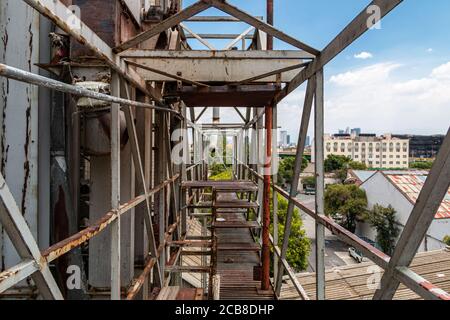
[392,134,444,159]
[318,133,410,169]
[279,130,288,147]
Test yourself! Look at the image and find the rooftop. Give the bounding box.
[281,249,450,300]
[383,171,450,219]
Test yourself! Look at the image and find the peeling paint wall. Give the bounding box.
[0,0,40,268]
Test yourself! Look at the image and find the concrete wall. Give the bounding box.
[0,0,41,268]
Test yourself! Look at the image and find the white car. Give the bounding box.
[348,247,364,263]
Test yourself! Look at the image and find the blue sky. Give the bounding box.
[183,0,450,140]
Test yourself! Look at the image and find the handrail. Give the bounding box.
[237,161,450,300]
[42,174,181,263]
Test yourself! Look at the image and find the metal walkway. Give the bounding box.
[215,193,274,300]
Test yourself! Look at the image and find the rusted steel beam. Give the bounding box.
[42,175,180,263]
[267,0,274,50]
[165,266,211,273]
[0,260,38,294]
[261,104,273,291]
[125,60,210,87]
[126,220,180,300]
[274,78,315,295]
[241,162,450,300]
[168,240,212,248]
[114,0,212,53]
[231,62,309,86]
[270,236,309,300]
[0,173,63,300]
[21,0,163,102]
[208,0,319,55]
[0,63,178,114]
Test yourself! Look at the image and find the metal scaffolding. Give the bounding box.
[0,0,449,301]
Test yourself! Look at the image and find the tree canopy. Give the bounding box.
[410,161,434,170]
[277,156,308,187]
[365,205,400,255]
[444,235,450,246]
[270,193,310,272]
[324,184,368,232]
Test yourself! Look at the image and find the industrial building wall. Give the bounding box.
[0,0,41,269]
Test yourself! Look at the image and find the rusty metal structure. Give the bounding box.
[0,0,449,300]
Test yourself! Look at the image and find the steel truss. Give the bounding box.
[0,0,449,301]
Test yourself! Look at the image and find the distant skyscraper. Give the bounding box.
[305,136,311,147]
[338,130,345,134]
[351,128,362,136]
[287,135,291,145]
[279,131,288,146]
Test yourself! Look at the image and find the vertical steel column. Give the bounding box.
[315,69,325,300]
[263,0,274,285]
[110,72,121,300]
[262,104,272,291]
[274,78,315,295]
[272,104,279,284]
[267,0,274,50]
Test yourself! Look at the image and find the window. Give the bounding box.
[355,155,359,158]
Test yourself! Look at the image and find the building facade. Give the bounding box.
[393,134,445,159]
[321,133,410,169]
[357,171,450,252]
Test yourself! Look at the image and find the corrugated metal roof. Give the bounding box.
[351,170,377,183]
[281,249,450,300]
[385,172,450,219]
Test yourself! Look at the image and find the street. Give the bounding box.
[296,194,359,272]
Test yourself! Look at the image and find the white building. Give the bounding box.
[357,171,450,252]
[313,133,410,169]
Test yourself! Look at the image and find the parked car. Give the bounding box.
[348,247,364,263]
[304,186,316,195]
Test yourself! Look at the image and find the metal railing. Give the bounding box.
[237,161,450,300]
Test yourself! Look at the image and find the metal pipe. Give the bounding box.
[0,63,178,114]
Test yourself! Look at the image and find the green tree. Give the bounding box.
[324,155,351,173]
[443,235,450,246]
[365,205,400,255]
[348,161,367,170]
[410,161,434,170]
[325,184,368,232]
[277,156,308,187]
[210,168,232,181]
[271,194,310,272]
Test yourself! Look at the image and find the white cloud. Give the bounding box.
[279,61,450,138]
[427,48,433,53]
[354,51,373,59]
[430,61,450,79]
[198,61,450,141]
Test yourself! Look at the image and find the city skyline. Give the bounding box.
[190,0,450,140]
